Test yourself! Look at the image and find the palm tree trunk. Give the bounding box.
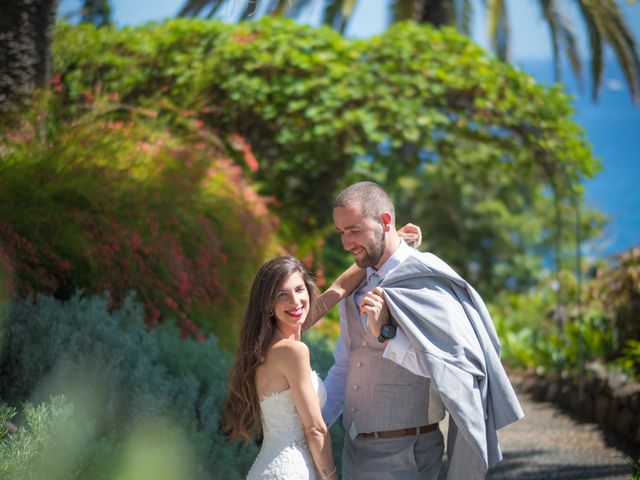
[419,0,450,27]
[0,0,60,113]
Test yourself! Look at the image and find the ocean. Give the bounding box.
[519,59,640,259]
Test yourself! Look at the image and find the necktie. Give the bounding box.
[361,273,383,329]
[369,273,383,288]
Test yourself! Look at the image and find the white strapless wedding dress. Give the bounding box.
[247,371,327,480]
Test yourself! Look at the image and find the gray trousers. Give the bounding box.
[342,429,444,480]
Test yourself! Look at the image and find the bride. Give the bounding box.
[222,228,421,479]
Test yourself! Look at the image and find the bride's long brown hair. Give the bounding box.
[221,256,319,443]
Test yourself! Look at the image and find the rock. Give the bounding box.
[606,398,620,431]
[628,390,640,412]
[580,393,595,420]
[595,395,610,425]
[616,407,637,441]
[607,370,630,392]
[546,382,561,403]
[530,377,548,401]
[519,375,538,394]
[586,362,608,381]
[560,383,573,408]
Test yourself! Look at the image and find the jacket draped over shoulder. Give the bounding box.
[381,252,524,479]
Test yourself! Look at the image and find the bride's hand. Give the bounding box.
[397,223,422,248]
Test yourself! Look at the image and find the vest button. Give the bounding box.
[361,340,367,346]
[353,385,359,390]
[357,362,363,368]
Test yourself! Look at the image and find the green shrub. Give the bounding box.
[492,249,640,379]
[0,396,99,480]
[589,247,640,360]
[50,18,602,288]
[0,98,278,346]
[0,293,257,479]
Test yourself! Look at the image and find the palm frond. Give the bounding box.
[270,0,292,16]
[487,0,510,61]
[539,0,563,80]
[575,0,639,102]
[600,1,640,102]
[284,0,316,18]
[391,0,420,22]
[575,1,604,100]
[539,0,583,90]
[178,0,225,17]
[559,14,584,91]
[241,0,260,18]
[455,0,474,35]
[323,0,357,33]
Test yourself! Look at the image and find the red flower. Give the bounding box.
[243,143,259,172]
[165,296,178,309]
[130,232,142,250]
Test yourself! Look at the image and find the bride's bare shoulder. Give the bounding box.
[269,339,310,365]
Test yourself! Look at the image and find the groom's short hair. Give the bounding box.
[334,181,395,223]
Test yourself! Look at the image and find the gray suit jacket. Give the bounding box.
[380,252,524,479]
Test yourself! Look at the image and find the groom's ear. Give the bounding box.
[380,212,393,231]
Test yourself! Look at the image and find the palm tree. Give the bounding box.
[0,0,60,113]
[177,0,640,103]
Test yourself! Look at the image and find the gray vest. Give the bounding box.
[342,288,434,434]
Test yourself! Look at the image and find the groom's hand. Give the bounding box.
[360,287,389,338]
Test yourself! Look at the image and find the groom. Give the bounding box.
[321,181,524,480]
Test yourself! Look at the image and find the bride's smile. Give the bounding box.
[273,272,309,332]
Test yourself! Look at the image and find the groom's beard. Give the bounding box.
[354,228,386,269]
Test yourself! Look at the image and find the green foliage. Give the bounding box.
[493,246,640,379]
[0,95,278,345]
[0,396,96,480]
[51,18,602,290]
[491,283,559,373]
[613,340,640,379]
[589,247,640,356]
[0,293,257,479]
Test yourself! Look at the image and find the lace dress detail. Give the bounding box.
[247,371,327,480]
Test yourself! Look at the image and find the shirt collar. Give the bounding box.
[366,240,412,283]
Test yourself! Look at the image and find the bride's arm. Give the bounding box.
[303,263,365,331]
[302,223,422,331]
[278,341,338,479]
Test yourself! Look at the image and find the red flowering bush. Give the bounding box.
[0,99,279,346]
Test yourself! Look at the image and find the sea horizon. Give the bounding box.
[518,58,640,261]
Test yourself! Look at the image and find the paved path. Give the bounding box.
[439,391,637,479]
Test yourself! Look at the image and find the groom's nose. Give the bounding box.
[341,233,353,251]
